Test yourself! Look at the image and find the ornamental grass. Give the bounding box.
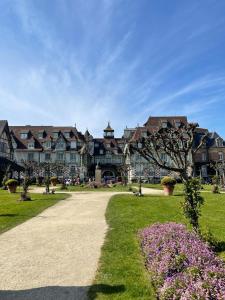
[140,222,225,300]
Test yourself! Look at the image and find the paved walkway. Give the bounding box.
[0,191,117,300]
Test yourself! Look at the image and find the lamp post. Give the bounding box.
[138,153,142,196]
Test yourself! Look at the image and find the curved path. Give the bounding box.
[0,191,118,299]
[0,187,162,300]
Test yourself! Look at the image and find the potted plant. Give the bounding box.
[161,176,176,196]
[50,176,58,186]
[5,179,18,193]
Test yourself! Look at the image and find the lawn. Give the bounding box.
[0,190,69,234]
[89,192,225,299]
[58,184,137,192]
[135,183,214,192]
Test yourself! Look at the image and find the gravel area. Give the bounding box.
[0,192,116,300]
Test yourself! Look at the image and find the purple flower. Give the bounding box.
[140,222,225,299]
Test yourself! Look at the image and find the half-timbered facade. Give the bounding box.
[1,116,224,182]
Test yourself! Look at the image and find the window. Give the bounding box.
[219,152,224,161]
[28,152,34,161]
[0,142,7,153]
[202,152,207,161]
[44,141,51,149]
[175,121,181,128]
[70,141,77,149]
[94,143,99,148]
[56,152,64,161]
[142,132,147,137]
[38,132,43,139]
[45,153,51,161]
[20,133,28,139]
[216,139,223,147]
[56,140,65,149]
[70,153,76,161]
[162,121,167,128]
[70,166,76,175]
[106,144,110,148]
[53,132,59,139]
[99,149,104,155]
[161,153,167,162]
[28,142,34,149]
[64,132,71,138]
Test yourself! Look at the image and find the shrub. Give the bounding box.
[161,176,176,186]
[182,178,204,232]
[140,222,225,300]
[5,179,18,187]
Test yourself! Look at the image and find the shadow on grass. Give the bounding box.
[0,284,125,300]
[89,284,125,299]
[215,241,225,253]
[0,214,18,217]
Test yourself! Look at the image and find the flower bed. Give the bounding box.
[140,222,225,299]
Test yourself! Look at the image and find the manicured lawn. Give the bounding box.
[0,190,69,234]
[135,183,214,192]
[59,185,137,192]
[89,192,225,299]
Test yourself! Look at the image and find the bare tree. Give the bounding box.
[131,123,208,232]
[132,123,207,182]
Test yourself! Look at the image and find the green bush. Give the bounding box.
[5,179,18,187]
[161,176,176,186]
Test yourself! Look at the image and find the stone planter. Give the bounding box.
[51,182,57,187]
[163,185,175,196]
[8,185,17,193]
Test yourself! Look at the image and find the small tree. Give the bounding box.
[131,123,207,232]
[20,160,39,200]
[182,178,204,230]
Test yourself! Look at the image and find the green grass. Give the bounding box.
[134,183,214,192]
[0,190,69,234]
[89,192,225,299]
[58,184,137,192]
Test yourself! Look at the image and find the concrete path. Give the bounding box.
[140,186,164,195]
[0,192,117,300]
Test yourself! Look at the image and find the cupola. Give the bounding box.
[104,122,114,138]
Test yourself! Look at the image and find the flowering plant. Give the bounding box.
[140,222,225,299]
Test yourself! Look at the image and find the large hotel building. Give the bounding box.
[1,116,225,182]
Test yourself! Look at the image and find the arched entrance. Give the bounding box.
[102,170,115,178]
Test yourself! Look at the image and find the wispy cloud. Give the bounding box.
[1,0,225,136]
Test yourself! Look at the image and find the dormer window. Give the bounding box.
[20,132,28,139]
[53,132,59,139]
[216,139,223,147]
[38,131,44,139]
[64,132,71,138]
[162,121,168,128]
[175,121,181,128]
[28,142,34,149]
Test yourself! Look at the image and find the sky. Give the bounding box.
[0,0,225,137]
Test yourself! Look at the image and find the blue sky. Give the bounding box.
[0,0,225,137]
